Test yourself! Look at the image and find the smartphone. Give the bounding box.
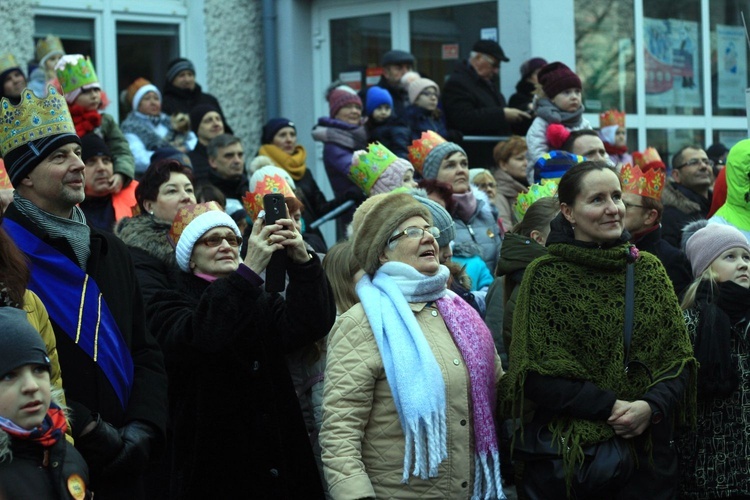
[263,193,288,293]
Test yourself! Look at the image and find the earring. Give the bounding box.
[149,211,154,215]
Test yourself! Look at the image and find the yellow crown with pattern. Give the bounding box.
[242,173,296,221]
[514,180,558,222]
[0,87,76,158]
[619,162,666,200]
[57,56,99,95]
[0,53,20,75]
[36,35,64,62]
[349,142,396,195]
[408,131,446,174]
[632,147,665,172]
[599,109,625,128]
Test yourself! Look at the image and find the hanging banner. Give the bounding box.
[717,24,747,109]
[644,18,701,109]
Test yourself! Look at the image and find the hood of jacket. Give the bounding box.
[495,232,547,277]
[661,181,703,215]
[114,215,176,267]
[715,139,750,231]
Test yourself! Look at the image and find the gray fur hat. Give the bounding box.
[422,142,466,180]
[0,308,50,378]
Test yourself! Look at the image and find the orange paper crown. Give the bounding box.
[619,162,666,200]
[0,159,11,189]
[168,201,224,247]
[599,109,625,128]
[632,147,665,172]
[242,173,296,221]
[408,131,446,174]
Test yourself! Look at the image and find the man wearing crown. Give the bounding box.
[0,87,167,498]
[620,149,692,295]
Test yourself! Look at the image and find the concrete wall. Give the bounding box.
[0,0,35,79]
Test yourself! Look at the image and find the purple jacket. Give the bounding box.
[312,117,367,196]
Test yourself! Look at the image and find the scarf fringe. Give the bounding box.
[472,450,506,500]
[402,410,448,482]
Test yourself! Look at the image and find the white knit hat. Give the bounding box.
[170,202,241,272]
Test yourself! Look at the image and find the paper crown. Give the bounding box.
[242,173,296,221]
[57,56,99,95]
[632,147,665,172]
[0,87,76,158]
[599,109,625,128]
[514,180,558,222]
[36,35,64,62]
[0,159,10,189]
[349,142,397,195]
[408,131,446,174]
[0,54,20,75]
[168,201,224,247]
[620,162,666,200]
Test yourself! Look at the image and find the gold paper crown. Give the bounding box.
[57,57,99,95]
[0,53,20,75]
[632,147,665,171]
[242,173,296,221]
[599,109,625,128]
[619,162,666,200]
[0,87,76,158]
[0,159,11,189]
[36,35,64,62]
[408,131,446,174]
[514,180,558,222]
[169,201,224,247]
[349,142,396,195]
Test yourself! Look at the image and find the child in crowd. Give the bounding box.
[56,54,136,191]
[28,35,65,97]
[525,61,592,183]
[364,86,411,159]
[349,142,417,197]
[598,109,632,167]
[0,307,92,499]
[404,78,449,140]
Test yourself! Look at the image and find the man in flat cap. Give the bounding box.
[362,49,415,119]
[443,39,531,166]
[0,86,167,499]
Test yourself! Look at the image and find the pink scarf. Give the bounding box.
[452,191,478,223]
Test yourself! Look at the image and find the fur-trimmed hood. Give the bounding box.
[662,181,704,215]
[114,215,176,267]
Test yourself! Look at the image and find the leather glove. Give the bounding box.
[74,414,124,475]
[101,421,157,478]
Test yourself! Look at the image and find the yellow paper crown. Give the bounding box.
[169,201,224,247]
[0,53,20,75]
[408,131,446,174]
[599,109,625,128]
[619,162,666,200]
[57,56,99,95]
[632,147,665,171]
[349,142,396,195]
[242,173,296,221]
[0,87,76,158]
[36,35,64,62]
[514,180,558,222]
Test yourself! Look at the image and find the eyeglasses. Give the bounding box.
[420,90,439,99]
[387,226,441,245]
[623,201,645,209]
[475,182,497,190]
[198,234,241,247]
[674,158,714,169]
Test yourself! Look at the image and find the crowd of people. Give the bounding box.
[0,34,747,500]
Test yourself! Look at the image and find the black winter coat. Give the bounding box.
[147,256,335,499]
[3,204,168,499]
[161,81,232,134]
[508,79,537,136]
[661,182,711,249]
[367,115,411,160]
[632,226,693,297]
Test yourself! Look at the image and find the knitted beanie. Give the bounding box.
[166,57,195,84]
[190,104,220,134]
[413,195,455,248]
[352,193,431,274]
[80,133,111,164]
[127,78,160,111]
[408,78,439,104]
[365,86,393,116]
[538,62,581,99]
[170,201,242,272]
[329,88,362,118]
[0,307,50,378]
[422,142,466,180]
[685,224,750,277]
[261,118,295,144]
[520,57,548,80]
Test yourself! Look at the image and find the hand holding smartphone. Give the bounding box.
[263,193,288,292]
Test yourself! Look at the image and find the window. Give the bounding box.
[35,16,95,62]
[329,14,391,91]
[710,0,750,116]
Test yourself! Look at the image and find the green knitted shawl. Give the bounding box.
[502,241,696,475]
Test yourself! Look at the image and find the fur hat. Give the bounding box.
[170,201,241,272]
[127,78,160,111]
[80,133,111,164]
[329,88,362,118]
[685,223,750,277]
[538,62,581,99]
[422,142,466,181]
[166,58,195,84]
[261,118,295,144]
[520,57,548,80]
[352,192,431,274]
[408,78,439,104]
[0,307,50,379]
[365,86,393,117]
[413,194,455,248]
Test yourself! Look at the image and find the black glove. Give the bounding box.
[343,188,366,205]
[74,413,124,475]
[101,421,157,478]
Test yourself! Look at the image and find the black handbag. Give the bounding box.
[513,262,636,500]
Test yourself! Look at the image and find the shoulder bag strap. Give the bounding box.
[623,262,635,368]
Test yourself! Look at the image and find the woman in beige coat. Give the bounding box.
[320,192,505,499]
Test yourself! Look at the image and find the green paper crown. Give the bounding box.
[348,142,397,195]
[57,57,99,94]
[513,180,558,222]
[0,87,75,157]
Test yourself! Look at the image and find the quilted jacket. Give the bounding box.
[320,301,503,499]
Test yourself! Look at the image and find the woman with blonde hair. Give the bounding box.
[491,136,529,232]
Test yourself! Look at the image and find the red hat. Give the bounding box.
[538,62,581,99]
[329,88,362,118]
